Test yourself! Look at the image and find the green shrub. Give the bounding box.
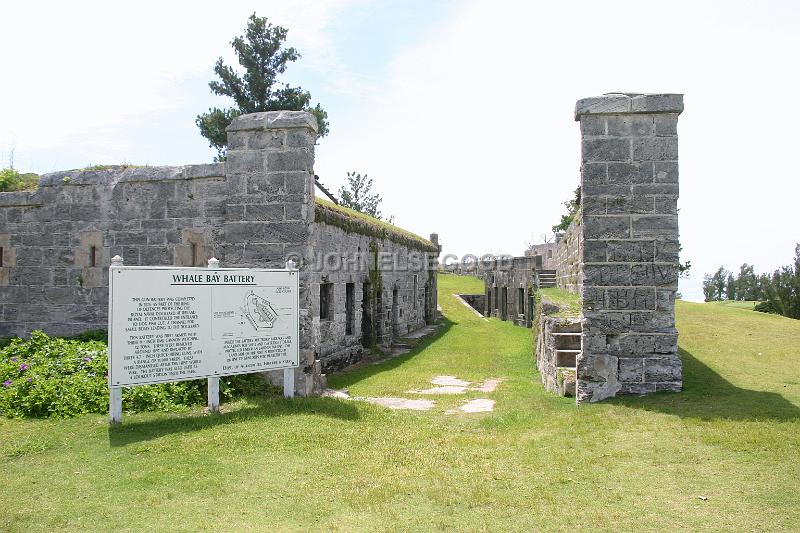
[754,301,779,315]
[0,168,39,192]
[0,331,271,418]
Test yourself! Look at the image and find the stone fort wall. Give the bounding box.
[0,110,440,395]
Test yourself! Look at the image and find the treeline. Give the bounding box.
[703,244,800,319]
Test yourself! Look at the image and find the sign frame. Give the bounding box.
[107,256,299,423]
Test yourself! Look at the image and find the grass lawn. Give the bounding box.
[539,287,582,316]
[1,273,799,531]
[706,300,760,310]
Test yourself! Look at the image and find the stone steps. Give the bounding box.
[538,269,557,288]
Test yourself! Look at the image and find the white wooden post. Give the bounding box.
[207,257,221,412]
[284,259,297,398]
[109,255,124,424]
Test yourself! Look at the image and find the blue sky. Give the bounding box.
[2,0,800,301]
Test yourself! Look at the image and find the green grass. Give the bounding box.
[1,274,799,531]
[314,197,436,251]
[539,286,581,316]
[706,300,760,310]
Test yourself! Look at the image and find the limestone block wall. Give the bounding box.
[574,93,683,402]
[483,256,536,326]
[554,216,582,293]
[0,164,227,338]
[306,215,439,373]
[0,110,440,397]
[525,242,558,270]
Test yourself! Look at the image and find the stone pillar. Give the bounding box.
[224,111,324,396]
[575,93,682,403]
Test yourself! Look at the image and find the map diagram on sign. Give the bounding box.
[242,291,278,331]
[211,285,294,340]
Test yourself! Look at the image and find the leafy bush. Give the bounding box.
[0,168,39,192]
[0,331,271,418]
[754,301,779,315]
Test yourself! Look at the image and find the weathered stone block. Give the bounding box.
[582,196,606,214]
[245,204,284,222]
[644,357,682,381]
[577,353,619,383]
[630,94,683,114]
[226,110,318,133]
[249,131,286,150]
[226,151,263,175]
[654,197,678,214]
[620,382,656,394]
[653,333,678,353]
[224,222,307,244]
[266,151,312,172]
[580,115,606,136]
[583,240,607,262]
[140,246,173,265]
[583,264,631,286]
[246,174,285,195]
[618,357,644,382]
[583,184,631,197]
[607,240,654,262]
[583,215,630,239]
[631,263,678,286]
[582,139,630,162]
[654,114,678,136]
[605,287,656,310]
[606,195,654,214]
[582,163,607,185]
[575,95,631,118]
[656,289,676,311]
[632,138,679,161]
[631,215,678,238]
[654,161,679,183]
[606,115,654,137]
[582,287,605,311]
[632,183,679,196]
[628,311,675,333]
[653,241,679,263]
[583,333,607,353]
[607,162,654,184]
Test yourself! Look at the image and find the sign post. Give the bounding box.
[107,257,300,423]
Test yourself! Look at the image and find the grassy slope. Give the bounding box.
[0,275,798,531]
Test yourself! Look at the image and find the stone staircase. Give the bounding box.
[536,316,581,398]
[537,270,557,288]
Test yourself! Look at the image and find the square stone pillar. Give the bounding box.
[224,111,324,396]
[575,93,683,403]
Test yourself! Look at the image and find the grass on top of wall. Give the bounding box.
[0,274,799,531]
[314,197,437,252]
[539,286,582,316]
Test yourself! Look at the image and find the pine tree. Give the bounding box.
[196,14,328,160]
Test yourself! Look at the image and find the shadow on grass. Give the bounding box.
[108,395,360,447]
[614,348,800,422]
[327,318,454,390]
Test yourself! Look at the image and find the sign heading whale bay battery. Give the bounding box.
[109,267,299,387]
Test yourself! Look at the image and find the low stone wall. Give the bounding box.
[0,164,227,337]
[483,256,536,326]
[554,215,582,294]
[457,294,485,315]
[308,217,438,373]
[535,295,580,397]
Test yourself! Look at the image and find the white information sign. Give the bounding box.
[109,266,299,387]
